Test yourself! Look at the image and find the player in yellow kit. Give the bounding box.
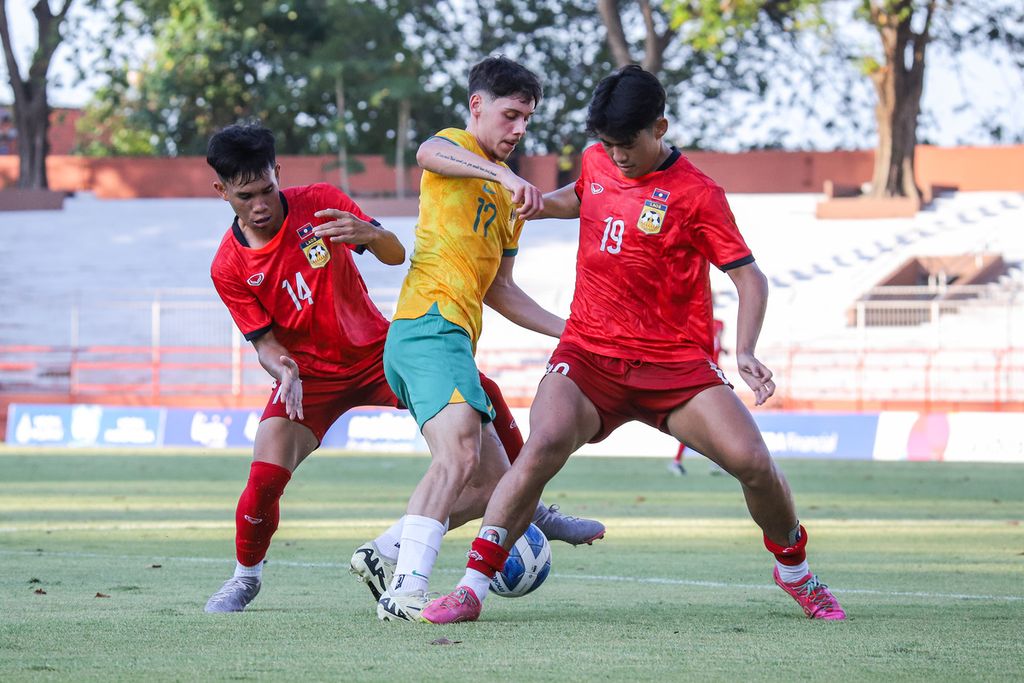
[372,56,573,622]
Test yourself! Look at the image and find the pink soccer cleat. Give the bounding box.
[421,586,482,624]
[773,568,847,620]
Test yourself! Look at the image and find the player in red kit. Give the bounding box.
[203,125,603,613]
[424,66,845,624]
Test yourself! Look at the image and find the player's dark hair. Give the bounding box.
[468,56,543,105]
[586,65,666,142]
[206,124,276,185]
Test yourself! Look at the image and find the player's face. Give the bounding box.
[597,118,670,179]
[470,92,536,161]
[215,165,285,233]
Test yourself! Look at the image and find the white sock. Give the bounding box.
[233,561,262,579]
[460,568,492,603]
[374,516,405,562]
[374,516,450,563]
[391,514,444,594]
[776,560,810,584]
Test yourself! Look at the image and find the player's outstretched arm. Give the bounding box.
[536,183,581,220]
[252,330,304,420]
[313,209,405,265]
[416,138,544,219]
[727,262,775,406]
[484,255,565,338]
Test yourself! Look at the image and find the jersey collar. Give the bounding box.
[656,147,681,172]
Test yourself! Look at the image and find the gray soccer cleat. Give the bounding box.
[204,576,261,613]
[349,541,396,601]
[532,503,606,546]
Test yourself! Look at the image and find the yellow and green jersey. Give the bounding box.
[393,127,524,349]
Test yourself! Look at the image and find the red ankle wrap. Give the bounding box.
[466,537,509,578]
[764,524,808,566]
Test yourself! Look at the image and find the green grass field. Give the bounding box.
[1,450,1022,681]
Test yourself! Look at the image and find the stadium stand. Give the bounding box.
[1,191,1021,430]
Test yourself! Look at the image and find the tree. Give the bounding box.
[81,0,446,166]
[665,0,1024,199]
[597,0,676,74]
[398,0,616,154]
[0,0,75,189]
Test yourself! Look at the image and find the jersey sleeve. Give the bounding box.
[573,147,593,200]
[690,186,754,271]
[431,127,473,149]
[503,214,525,257]
[210,259,273,342]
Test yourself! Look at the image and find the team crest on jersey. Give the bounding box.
[296,222,330,269]
[637,199,667,235]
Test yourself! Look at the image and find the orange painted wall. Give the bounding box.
[0,145,1020,198]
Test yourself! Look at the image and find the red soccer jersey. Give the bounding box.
[210,183,390,379]
[561,145,753,363]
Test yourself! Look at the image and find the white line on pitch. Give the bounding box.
[2,549,1021,603]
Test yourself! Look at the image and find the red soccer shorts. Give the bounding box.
[260,359,400,443]
[545,341,732,443]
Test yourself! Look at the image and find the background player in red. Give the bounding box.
[669,314,725,475]
[424,66,846,624]
[203,124,601,613]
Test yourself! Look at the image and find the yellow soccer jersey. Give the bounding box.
[393,127,525,348]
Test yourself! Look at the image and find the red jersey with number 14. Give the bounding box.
[561,146,753,363]
[210,183,389,379]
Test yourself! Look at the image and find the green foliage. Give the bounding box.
[81,0,443,156]
[394,0,617,153]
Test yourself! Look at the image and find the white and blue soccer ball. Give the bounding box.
[489,523,552,598]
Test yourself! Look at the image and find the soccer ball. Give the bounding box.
[489,523,552,598]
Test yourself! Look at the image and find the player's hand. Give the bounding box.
[313,209,378,245]
[500,171,544,220]
[272,355,304,420]
[736,352,775,407]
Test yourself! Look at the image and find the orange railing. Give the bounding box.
[2,344,1022,413]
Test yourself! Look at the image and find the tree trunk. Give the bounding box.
[395,98,411,200]
[334,73,350,194]
[867,0,933,200]
[12,85,49,189]
[596,0,674,74]
[0,0,74,190]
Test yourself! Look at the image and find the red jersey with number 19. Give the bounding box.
[210,183,389,379]
[561,146,753,363]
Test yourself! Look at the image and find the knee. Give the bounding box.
[728,444,779,489]
[515,441,568,484]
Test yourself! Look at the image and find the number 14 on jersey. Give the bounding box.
[282,272,314,311]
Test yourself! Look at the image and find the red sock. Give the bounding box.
[479,373,524,463]
[235,461,292,567]
[466,537,510,579]
[763,524,808,566]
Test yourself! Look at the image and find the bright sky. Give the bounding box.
[2,0,1022,149]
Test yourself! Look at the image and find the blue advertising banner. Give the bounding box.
[322,408,427,453]
[163,408,262,449]
[752,412,879,460]
[7,404,74,446]
[6,404,163,448]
